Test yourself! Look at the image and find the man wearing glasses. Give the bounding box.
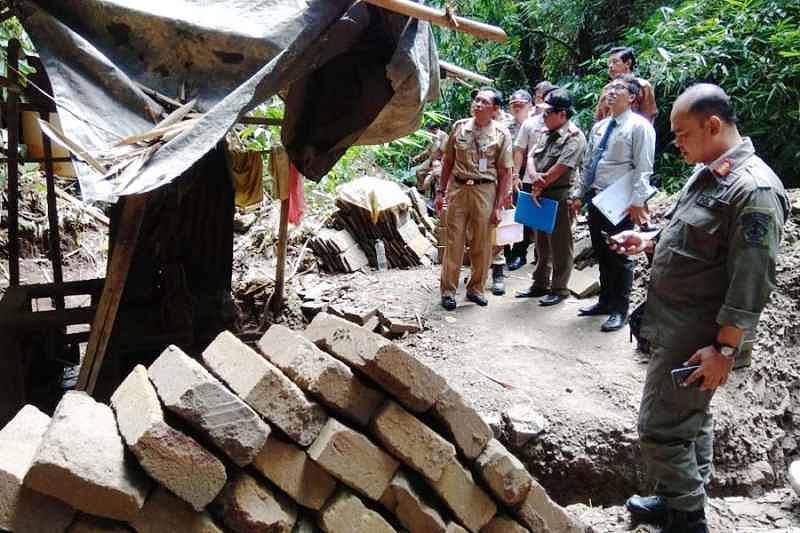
[571,74,656,332]
[435,88,513,310]
[515,89,586,305]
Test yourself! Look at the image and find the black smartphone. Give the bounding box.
[600,230,612,244]
[671,365,702,388]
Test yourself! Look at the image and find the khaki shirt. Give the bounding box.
[641,138,789,359]
[428,129,449,161]
[445,118,513,183]
[531,120,587,200]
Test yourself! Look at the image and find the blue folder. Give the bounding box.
[514,191,558,234]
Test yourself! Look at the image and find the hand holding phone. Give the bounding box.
[671,365,702,388]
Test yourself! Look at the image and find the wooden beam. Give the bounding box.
[6,39,20,286]
[77,193,148,395]
[439,60,493,85]
[239,116,283,126]
[268,198,290,317]
[41,110,65,310]
[362,0,507,43]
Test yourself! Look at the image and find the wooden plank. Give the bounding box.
[267,198,290,317]
[439,60,493,84]
[77,193,148,395]
[362,0,507,43]
[41,110,65,310]
[6,39,20,286]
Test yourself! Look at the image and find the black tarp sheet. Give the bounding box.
[12,0,439,201]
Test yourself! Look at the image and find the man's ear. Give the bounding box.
[707,115,723,136]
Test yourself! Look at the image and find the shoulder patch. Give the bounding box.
[741,208,774,249]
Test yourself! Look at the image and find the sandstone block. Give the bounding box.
[501,405,547,448]
[382,471,446,533]
[480,515,530,533]
[432,387,493,461]
[307,418,399,501]
[318,490,395,533]
[306,313,445,412]
[446,523,469,533]
[431,458,496,533]
[130,486,222,533]
[372,401,455,483]
[514,479,587,533]
[475,439,531,506]
[258,325,384,426]
[0,404,75,532]
[215,472,297,533]
[148,345,269,466]
[202,331,327,446]
[25,392,151,521]
[111,365,226,510]
[253,435,337,511]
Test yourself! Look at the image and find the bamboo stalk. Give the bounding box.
[6,39,20,286]
[37,118,106,173]
[55,186,110,226]
[362,0,507,43]
[114,118,198,146]
[439,60,493,84]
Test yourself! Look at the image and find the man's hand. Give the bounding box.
[490,206,502,226]
[608,230,653,256]
[570,197,582,216]
[512,175,522,192]
[683,346,735,391]
[434,191,445,214]
[502,191,514,209]
[628,205,650,226]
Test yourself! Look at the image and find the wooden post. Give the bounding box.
[40,111,65,310]
[439,60,493,85]
[362,0,508,43]
[268,198,290,317]
[77,193,148,395]
[5,39,20,286]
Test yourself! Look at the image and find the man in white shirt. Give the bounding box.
[571,74,656,332]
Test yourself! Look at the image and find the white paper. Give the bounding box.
[591,174,656,226]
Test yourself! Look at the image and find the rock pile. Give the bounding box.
[0,312,588,533]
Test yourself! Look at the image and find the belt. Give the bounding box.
[454,177,493,185]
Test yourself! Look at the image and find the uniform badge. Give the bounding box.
[742,211,771,248]
[712,158,734,177]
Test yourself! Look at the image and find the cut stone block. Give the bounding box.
[514,479,586,533]
[445,523,469,533]
[25,392,151,521]
[501,404,547,448]
[318,490,395,533]
[148,345,270,466]
[111,365,227,510]
[567,265,600,299]
[789,460,800,497]
[372,401,455,483]
[306,313,446,412]
[258,325,384,426]
[215,472,298,533]
[475,439,532,506]
[432,386,493,461]
[67,517,130,533]
[382,471,446,533]
[307,418,399,501]
[480,515,529,533]
[253,435,337,511]
[202,331,327,446]
[431,458,496,533]
[130,486,222,533]
[0,404,75,533]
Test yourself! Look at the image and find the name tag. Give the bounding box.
[479,158,488,172]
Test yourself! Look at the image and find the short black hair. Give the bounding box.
[612,73,641,97]
[471,86,502,106]
[686,85,738,125]
[609,46,636,70]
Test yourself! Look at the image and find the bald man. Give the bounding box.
[609,84,789,532]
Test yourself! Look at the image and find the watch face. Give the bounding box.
[721,345,736,357]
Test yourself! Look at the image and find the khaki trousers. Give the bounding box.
[532,197,574,295]
[440,180,496,297]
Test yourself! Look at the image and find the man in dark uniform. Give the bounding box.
[610,84,789,533]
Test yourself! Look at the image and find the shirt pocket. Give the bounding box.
[606,131,631,162]
[454,137,472,162]
[671,208,723,263]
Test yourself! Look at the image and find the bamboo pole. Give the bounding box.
[439,60,493,84]
[40,110,65,310]
[268,198,290,317]
[362,0,507,43]
[6,39,20,286]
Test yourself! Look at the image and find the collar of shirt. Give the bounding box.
[463,118,495,133]
[704,138,756,182]
[609,108,633,126]
[546,120,575,141]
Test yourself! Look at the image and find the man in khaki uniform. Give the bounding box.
[515,89,586,305]
[610,84,789,533]
[435,87,513,310]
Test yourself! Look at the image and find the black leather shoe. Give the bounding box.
[491,264,505,296]
[441,296,457,310]
[539,293,567,306]
[515,286,549,298]
[466,292,488,306]
[626,494,667,523]
[601,312,627,332]
[507,256,527,271]
[578,302,610,316]
[661,508,708,533]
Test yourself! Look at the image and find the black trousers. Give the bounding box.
[508,182,536,260]
[587,200,634,314]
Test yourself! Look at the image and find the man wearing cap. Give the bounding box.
[435,87,513,310]
[515,89,586,305]
[596,47,658,123]
[571,74,655,331]
[487,89,533,295]
[508,81,558,270]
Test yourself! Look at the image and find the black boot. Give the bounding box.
[491,264,505,295]
[661,508,708,533]
[626,494,667,524]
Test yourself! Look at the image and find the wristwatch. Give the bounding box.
[712,339,737,359]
